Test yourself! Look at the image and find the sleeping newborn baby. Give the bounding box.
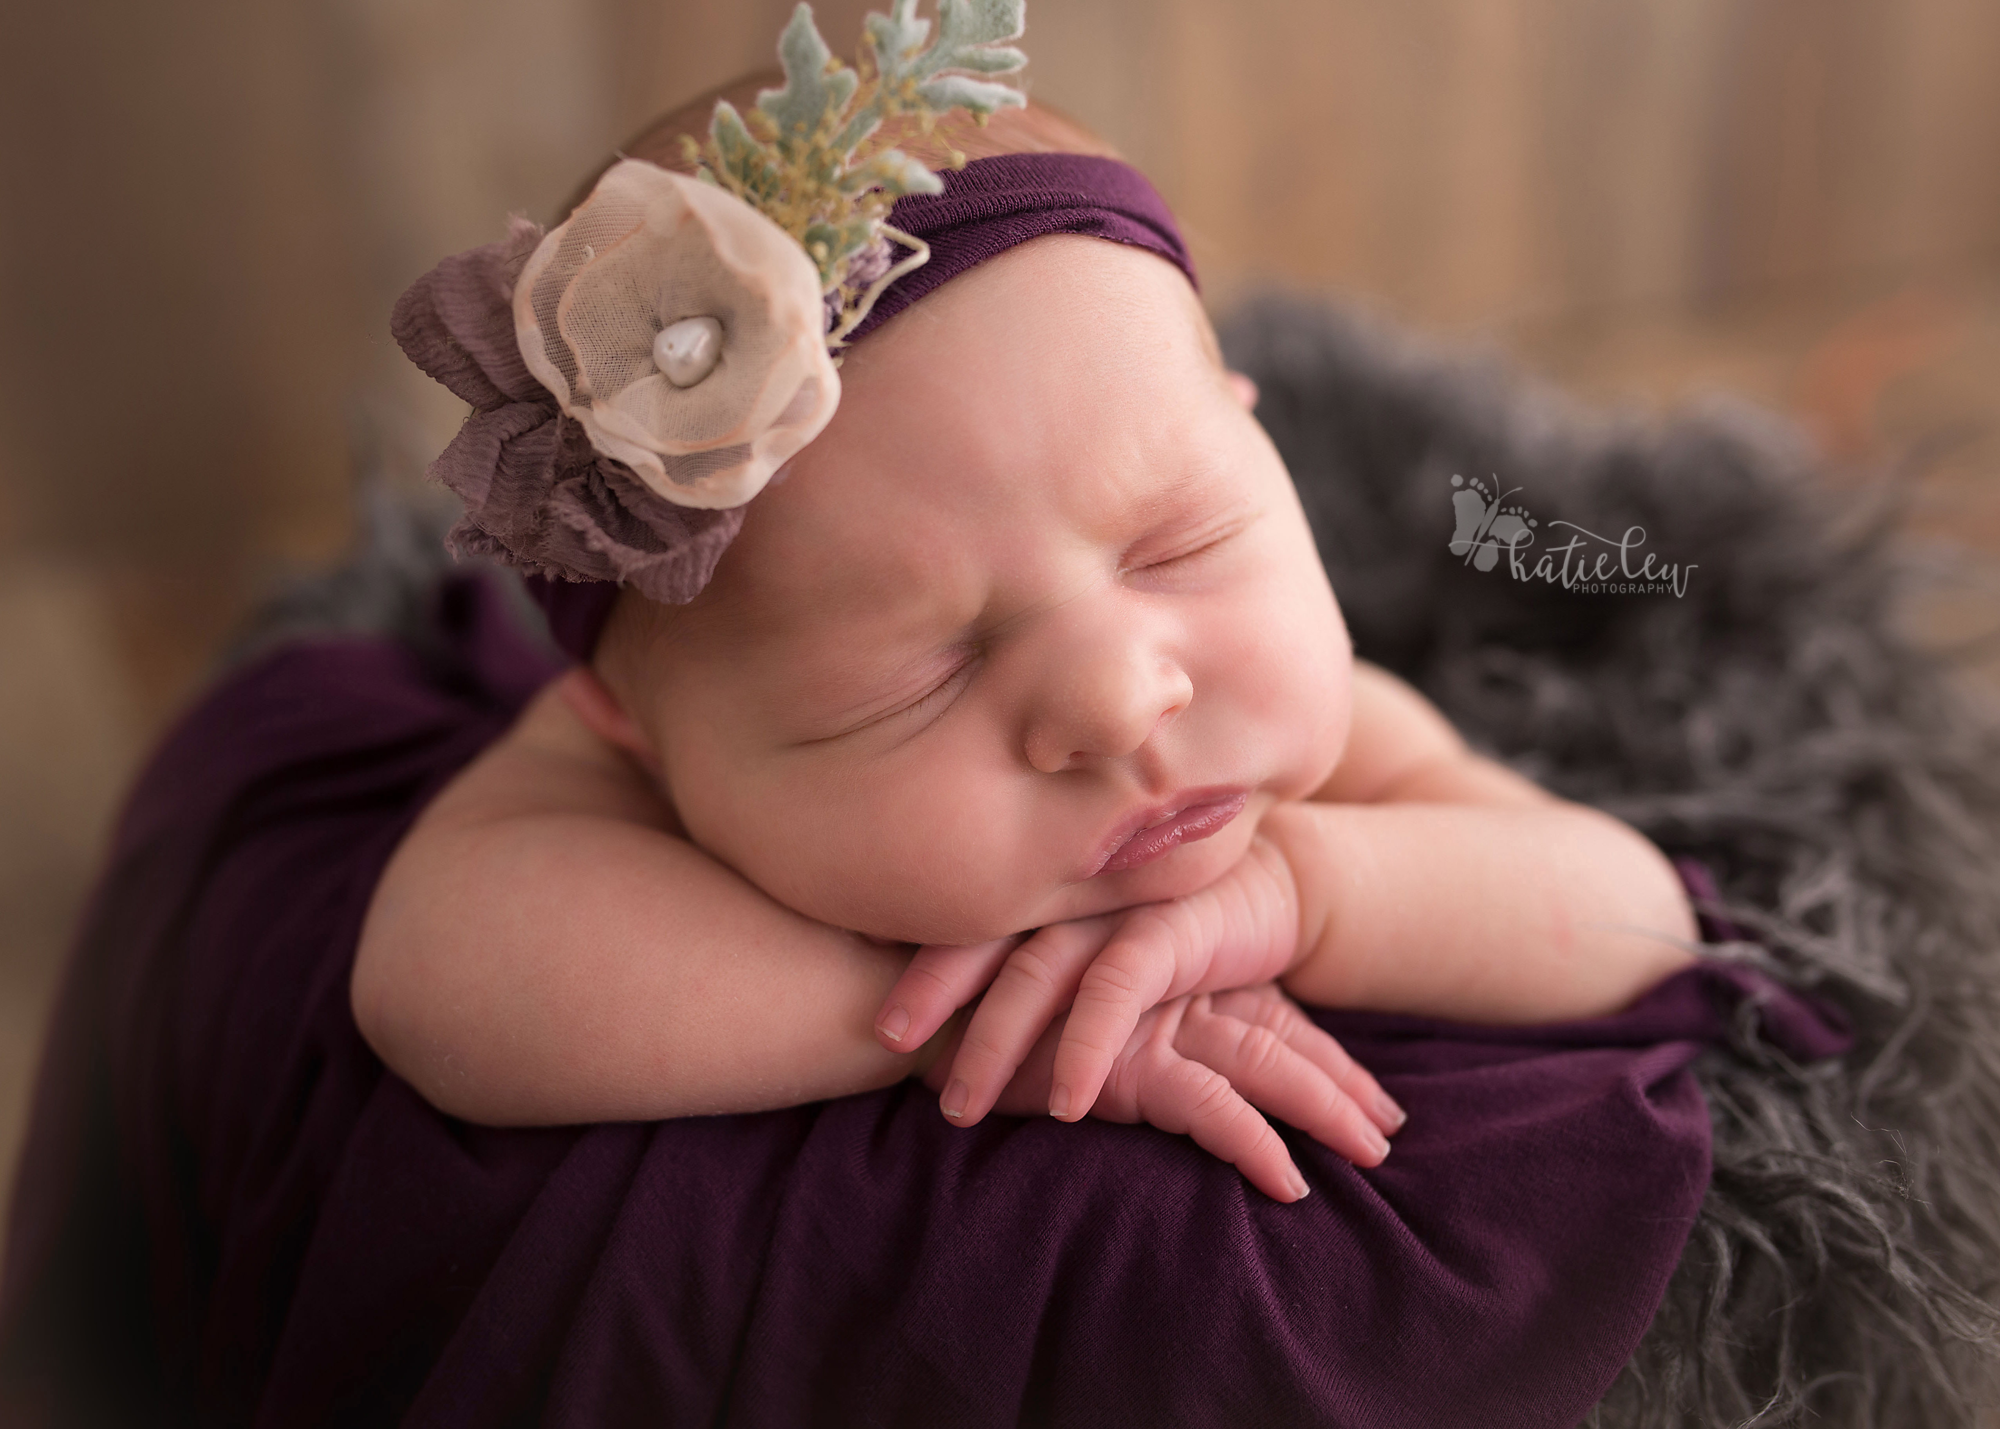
[356,97,1698,1205]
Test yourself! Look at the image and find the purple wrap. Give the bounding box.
[527,152,1199,662]
[0,574,1850,1426]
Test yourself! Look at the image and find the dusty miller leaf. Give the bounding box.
[839,148,945,198]
[707,101,781,202]
[931,0,1027,63]
[757,4,859,152]
[862,0,931,75]
[870,0,1024,96]
[690,1,1028,314]
[914,73,1023,115]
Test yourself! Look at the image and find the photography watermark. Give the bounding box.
[1449,474,1696,597]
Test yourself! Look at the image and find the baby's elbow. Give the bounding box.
[349,910,405,1071]
[350,918,508,1125]
[1614,816,1700,948]
[1571,809,1702,995]
[352,999,528,1126]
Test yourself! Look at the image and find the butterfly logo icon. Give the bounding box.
[1449,474,1537,571]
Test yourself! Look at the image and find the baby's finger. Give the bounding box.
[942,916,1117,1125]
[875,937,1018,1050]
[1206,987,1407,1136]
[1174,1004,1390,1167]
[1131,1053,1309,1203]
[1047,907,1185,1121]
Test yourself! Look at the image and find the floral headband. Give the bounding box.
[391,0,1196,660]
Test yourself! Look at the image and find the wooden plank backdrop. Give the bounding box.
[1,0,1998,1229]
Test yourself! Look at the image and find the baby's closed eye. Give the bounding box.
[801,647,982,745]
[1117,503,1262,590]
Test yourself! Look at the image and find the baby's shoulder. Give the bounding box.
[416,672,679,839]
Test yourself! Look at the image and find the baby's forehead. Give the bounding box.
[693,239,1237,634]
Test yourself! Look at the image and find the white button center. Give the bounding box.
[654,316,723,388]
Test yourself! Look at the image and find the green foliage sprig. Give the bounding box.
[681,1,1026,322]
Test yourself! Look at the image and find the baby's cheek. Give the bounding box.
[1302,639,1355,787]
[1204,591,1351,796]
[850,766,1057,942]
[726,753,1040,944]
[1284,568,1355,784]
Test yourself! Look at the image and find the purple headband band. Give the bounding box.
[845,151,1197,340]
[522,151,1196,662]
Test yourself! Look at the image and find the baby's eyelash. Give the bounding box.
[1137,535,1224,569]
[1122,518,1247,574]
[890,660,973,716]
[838,654,978,738]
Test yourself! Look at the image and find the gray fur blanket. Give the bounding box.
[1221,298,2000,1426]
[248,297,2000,1426]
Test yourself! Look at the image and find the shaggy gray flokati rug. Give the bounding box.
[252,297,2000,1427]
[1221,297,2000,1427]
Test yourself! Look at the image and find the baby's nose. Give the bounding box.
[1022,637,1193,774]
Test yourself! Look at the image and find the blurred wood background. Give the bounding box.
[3,0,1999,1213]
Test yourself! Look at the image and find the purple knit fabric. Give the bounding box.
[530,152,1197,662]
[844,151,1196,340]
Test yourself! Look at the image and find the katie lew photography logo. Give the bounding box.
[1449,474,1697,597]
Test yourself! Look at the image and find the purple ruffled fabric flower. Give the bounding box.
[390,218,744,605]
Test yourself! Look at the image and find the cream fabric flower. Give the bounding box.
[512,159,841,510]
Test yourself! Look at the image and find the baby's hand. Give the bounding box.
[936,982,1397,1201]
[877,836,1384,1129]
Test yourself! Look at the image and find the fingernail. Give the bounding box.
[878,1005,910,1043]
[1371,1088,1407,1133]
[1363,1125,1391,1163]
[1048,1085,1071,1120]
[941,1080,968,1119]
[1289,1172,1311,1202]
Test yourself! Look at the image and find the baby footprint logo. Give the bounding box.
[1449,474,1536,571]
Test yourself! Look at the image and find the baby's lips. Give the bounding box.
[1091,787,1249,876]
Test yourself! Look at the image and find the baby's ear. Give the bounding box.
[1225,371,1259,412]
[557,667,659,773]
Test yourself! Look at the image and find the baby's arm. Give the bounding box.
[1273,660,1697,1019]
[353,676,935,1124]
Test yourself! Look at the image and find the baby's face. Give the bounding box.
[608,236,1352,944]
